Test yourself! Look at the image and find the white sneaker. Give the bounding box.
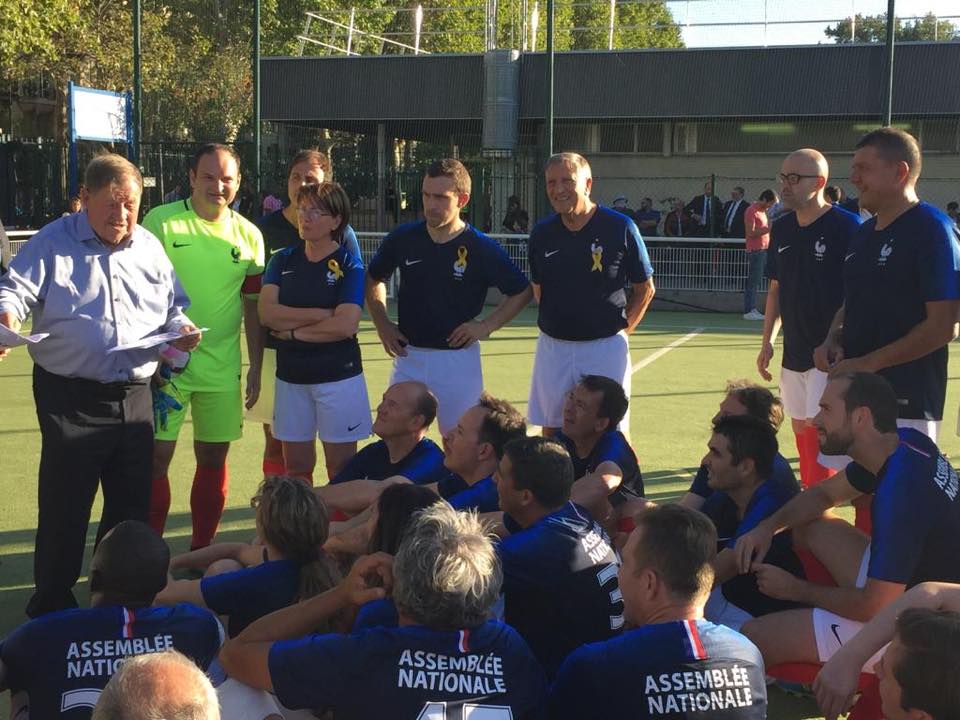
[743,309,764,320]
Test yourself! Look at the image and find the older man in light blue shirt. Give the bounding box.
[0,153,201,617]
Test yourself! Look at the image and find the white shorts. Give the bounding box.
[704,586,753,632]
[245,347,277,425]
[780,367,828,420]
[272,373,373,444]
[811,545,883,671]
[527,331,631,434]
[390,343,483,436]
[899,418,939,442]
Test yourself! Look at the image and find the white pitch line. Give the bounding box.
[631,328,704,374]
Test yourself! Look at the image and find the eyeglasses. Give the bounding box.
[299,208,332,221]
[778,173,822,186]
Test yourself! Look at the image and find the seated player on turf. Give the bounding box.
[315,381,445,515]
[735,372,960,671]
[555,375,644,530]
[678,380,797,512]
[814,582,960,720]
[495,436,623,678]
[320,392,527,520]
[549,504,767,720]
[0,521,222,719]
[156,476,341,637]
[219,503,547,719]
[700,415,804,630]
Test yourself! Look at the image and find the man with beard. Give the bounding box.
[733,373,960,672]
[366,158,531,435]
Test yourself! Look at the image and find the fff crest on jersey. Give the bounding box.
[230,247,241,264]
[453,245,468,279]
[814,238,826,262]
[878,240,894,266]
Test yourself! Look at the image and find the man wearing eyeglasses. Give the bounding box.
[757,149,862,489]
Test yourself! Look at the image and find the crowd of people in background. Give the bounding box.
[1,130,960,719]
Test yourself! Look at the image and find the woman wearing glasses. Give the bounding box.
[258,182,371,483]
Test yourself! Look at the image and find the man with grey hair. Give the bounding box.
[527,152,655,437]
[0,153,201,617]
[93,650,219,720]
[220,503,547,719]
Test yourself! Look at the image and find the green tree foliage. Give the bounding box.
[825,12,959,43]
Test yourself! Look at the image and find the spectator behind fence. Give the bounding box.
[813,128,960,441]
[62,195,81,216]
[219,503,548,719]
[685,180,723,237]
[664,198,693,237]
[947,201,958,225]
[92,650,220,720]
[722,186,748,238]
[549,504,768,720]
[502,194,530,233]
[824,185,843,205]
[0,153,201,617]
[742,189,778,320]
[612,196,639,224]
[635,197,661,234]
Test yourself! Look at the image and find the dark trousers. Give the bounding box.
[28,365,154,617]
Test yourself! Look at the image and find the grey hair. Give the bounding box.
[84,153,143,194]
[545,152,592,177]
[92,650,219,720]
[393,503,502,630]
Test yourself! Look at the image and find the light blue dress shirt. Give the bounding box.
[0,211,193,382]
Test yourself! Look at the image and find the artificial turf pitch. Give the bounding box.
[3,306,959,719]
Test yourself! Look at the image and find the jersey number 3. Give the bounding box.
[417,702,514,719]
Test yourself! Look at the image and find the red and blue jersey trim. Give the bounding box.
[121,607,136,639]
[458,629,471,653]
[683,619,707,660]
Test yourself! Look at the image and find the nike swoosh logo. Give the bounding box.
[845,252,856,261]
[172,241,191,248]
[777,245,790,253]
[830,623,843,646]
[281,270,294,275]
[347,422,362,431]
[269,247,283,255]
[545,250,560,257]
[405,259,423,266]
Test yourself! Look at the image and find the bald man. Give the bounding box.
[757,149,862,488]
[93,650,220,720]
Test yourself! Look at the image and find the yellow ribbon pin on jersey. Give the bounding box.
[590,242,603,272]
[454,245,468,275]
[327,258,344,279]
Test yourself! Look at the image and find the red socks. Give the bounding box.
[796,426,836,489]
[148,475,171,535]
[262,458,286,477]
[190,465,229,550]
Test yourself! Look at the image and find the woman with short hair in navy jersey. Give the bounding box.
[258,182,373,483]
[155,475,342,636]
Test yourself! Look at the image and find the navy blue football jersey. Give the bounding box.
[0,603,222,718]
[498,501,623,678]
[555,429,644,502]
[550,619,767,720]
[448,476,500,513]
[201,558,300,636]
[765,206,861,371]
[332,438,447,486]
[846,428,960,587]
[269,620,547,719]
[528,206,653,341]
[841,202,960,420]
[367,222,529,348]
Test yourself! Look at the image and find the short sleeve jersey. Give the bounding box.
[689,453,796,500]
[841,203,960,420]
[200,558,300,636]
[846,428,960,587]
[263,244,364,384]
[529,206,653,341]
[268,621,547,720]
[448,476,500,513]
[555,430,644,502]
[498,501,623,678]
[0,603,222,719]
[352,598,399,632]
[550,619,767,720]
[367,222,529,348]
[142,199,265,391]
[765,206,861,371]
[331,438,447,485]
[257,210,363,351]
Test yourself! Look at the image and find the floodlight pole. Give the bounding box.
[133,0,141,164]
[882,0,895,126]
[545,0,554,156]
[253,0,262,195]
